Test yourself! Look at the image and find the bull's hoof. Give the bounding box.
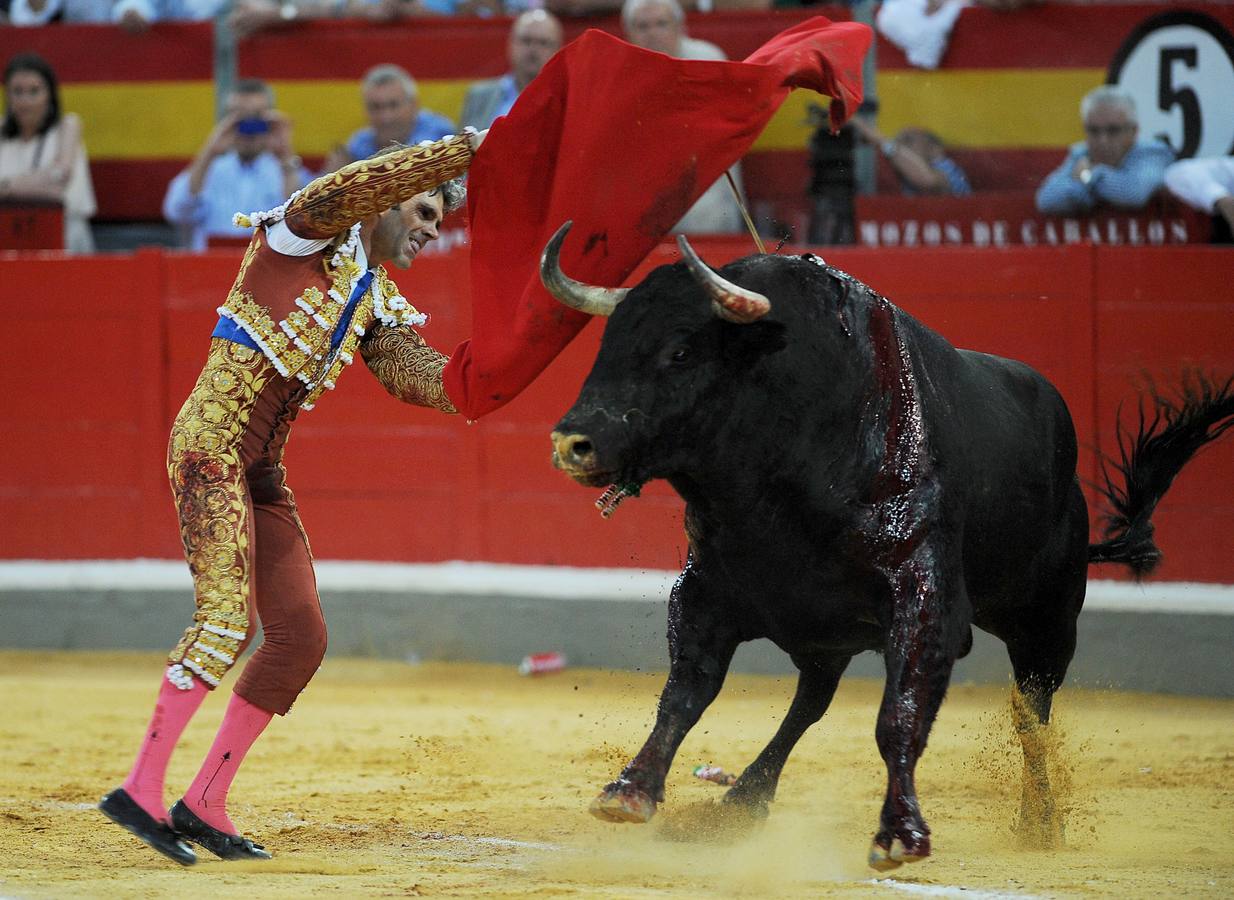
[589,787,657,824]
[720,783,772,820]
[867,834,931,871]
[867,840,901,872]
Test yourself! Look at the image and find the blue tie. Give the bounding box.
[331,270,375,356]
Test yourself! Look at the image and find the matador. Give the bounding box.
[99,129,483,865]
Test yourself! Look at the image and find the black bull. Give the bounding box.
[542,223,1234,871]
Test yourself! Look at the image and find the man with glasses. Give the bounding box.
[1035,85,1174,216]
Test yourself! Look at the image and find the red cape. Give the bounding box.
[442,18,872,420]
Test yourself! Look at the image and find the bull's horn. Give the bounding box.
[676,235,771,323]
[540,221,629,317]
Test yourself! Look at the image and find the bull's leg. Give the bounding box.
[1007,681,1063,850]
[870,548,970,871]
[591,568,739,824]
[1003,596,1082,848]
[721,653,851,816]
[1003,616,1077,850]
[1003,487,1086,849]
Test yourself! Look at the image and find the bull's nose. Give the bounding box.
[551,430,599,471]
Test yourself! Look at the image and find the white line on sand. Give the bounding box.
[868,879,1047,899]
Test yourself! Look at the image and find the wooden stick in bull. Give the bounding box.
[441,17,872,421]
[724,170,767,255]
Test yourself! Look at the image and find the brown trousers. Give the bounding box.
[165,339,326,715]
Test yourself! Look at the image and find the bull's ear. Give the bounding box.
[725,319,788,364]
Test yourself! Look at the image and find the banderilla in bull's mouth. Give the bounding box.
[595,482,644,519]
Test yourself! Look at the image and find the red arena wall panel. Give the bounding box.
[1092,247,1234,584]
[1,251,166,557]
[0,245,1230,583]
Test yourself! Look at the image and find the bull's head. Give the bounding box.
[542,222,788,511]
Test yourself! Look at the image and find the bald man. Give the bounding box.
[459,10,564,131]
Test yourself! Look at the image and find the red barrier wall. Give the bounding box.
[2,244,1231,583]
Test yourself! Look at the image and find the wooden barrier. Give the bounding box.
[854,191,1212,248]
[0,201,64,251]
[1,242,1231,583]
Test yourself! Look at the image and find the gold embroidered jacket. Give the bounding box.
[218,133,473,410]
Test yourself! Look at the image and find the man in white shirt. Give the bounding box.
[163,79,311,251]
[1165,156,1234,243]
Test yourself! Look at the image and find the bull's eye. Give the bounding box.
[668,346,691,365]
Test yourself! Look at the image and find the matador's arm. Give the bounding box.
[282,132,475,240]
[360,324,458,414]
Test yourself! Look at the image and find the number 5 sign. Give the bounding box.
[1109,10,1234,159]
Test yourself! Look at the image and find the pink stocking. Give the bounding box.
[122,675,209,822]
[184,692,274,834]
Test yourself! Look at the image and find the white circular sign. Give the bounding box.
[1109,12,1234,158]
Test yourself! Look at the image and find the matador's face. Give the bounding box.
[371,191,444,270]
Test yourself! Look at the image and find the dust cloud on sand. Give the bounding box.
[1,651,1231,898]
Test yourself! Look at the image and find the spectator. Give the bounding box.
[1035,85,1174,217]
[1164,155,1234,244]
[877,0,1040,71]
[546,0,768,17]
[229,0,381,40]
[623,0,724,60]
[3,0,110,24]
[163,79,311,251]
[806,102,856,245]
[228,0,498,41]
[112,0,229,31]
[849,117,971,195]
[4,0,223,26]
[323,65,456,172]
[621,0,745,234]
[0,52,97,253]
[459,10,563,131]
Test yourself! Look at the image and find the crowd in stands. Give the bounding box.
[0,0,783,31]
[2,1,1232,251]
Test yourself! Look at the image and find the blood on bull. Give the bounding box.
[540,221,1234,871]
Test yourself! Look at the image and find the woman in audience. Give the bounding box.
[0,52,97,252]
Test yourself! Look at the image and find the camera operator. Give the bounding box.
[163,79,310,251]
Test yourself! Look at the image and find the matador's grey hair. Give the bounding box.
[430,177,467,214]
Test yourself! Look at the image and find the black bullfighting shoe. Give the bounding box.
[98,788,197,866]
[170,800,272,860]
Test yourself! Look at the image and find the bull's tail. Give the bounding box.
[1088,373,1234,577]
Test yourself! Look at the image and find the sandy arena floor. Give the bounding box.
[0,650,1231,899]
